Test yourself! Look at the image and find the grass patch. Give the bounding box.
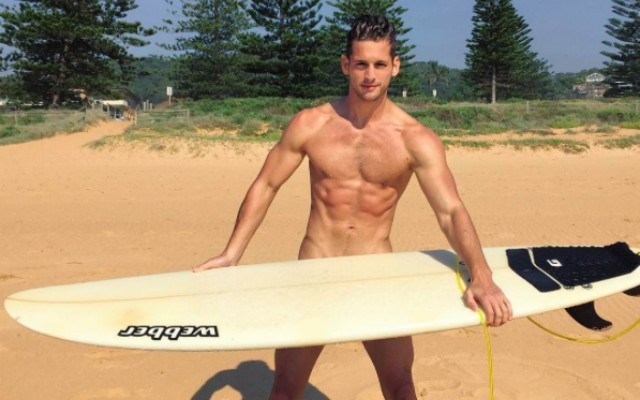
[0,108,106,145]
[620,119,640,130]
[549,117,582,129]
[514,129,555,136]
[239,118,265,136]
[598,134,640,149]
[88,98,640,154]
[503,138,590,154]
[467,122,509,135]
[443,139,494,149]
[585,125,618,134]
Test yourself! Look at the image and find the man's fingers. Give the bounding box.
[464,289,479,312]
[476,297,513,327]
[192,259,220,273]
[490,300,512,327]
[192,265,207,273]
[192,255,235,273]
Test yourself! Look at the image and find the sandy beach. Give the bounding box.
[1,119,639,399]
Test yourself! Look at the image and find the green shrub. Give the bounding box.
[599,135,640,149]
[239,119,264,136]
[431,106,493,129]
[620,119,640,129]
[0,125,20,138]
[18,113,46,125]
[549,117,582,129]
[596,109,637,123]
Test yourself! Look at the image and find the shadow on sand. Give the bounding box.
[192,360,329,400]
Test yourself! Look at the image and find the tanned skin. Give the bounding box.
[194,39,512,400]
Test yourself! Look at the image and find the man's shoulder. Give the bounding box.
[291,101,337,130]
[387,104,440,145]
[385,102,444,160]
[280,101,337,149]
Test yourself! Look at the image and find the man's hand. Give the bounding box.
[463,278,513,327]
[192,254,236,273]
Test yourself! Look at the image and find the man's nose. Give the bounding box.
[365,65,375,80]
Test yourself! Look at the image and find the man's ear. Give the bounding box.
[392,56,401,77]
[341,54,350,75]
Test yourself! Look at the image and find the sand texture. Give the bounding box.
[1,120,639,399]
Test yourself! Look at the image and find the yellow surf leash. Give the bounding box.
[527,251,640,344]
[455,251,640,400]
[455,256,495,400]
[527,311,640,344]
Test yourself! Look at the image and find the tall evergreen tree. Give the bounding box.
[465,0,551,103]
[161,0,252,99]
[0,0,153,107]
[602,0,640,95]
[323,0,417,95]
[242,0,323,97]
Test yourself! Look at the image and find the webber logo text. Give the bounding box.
[118,325,219,341]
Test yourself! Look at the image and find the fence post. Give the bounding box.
[636,100,639,114]
[526,101,530,114]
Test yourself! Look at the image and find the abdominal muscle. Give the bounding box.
[298,178,400,259]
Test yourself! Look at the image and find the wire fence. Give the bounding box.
[0,107,110,145]
[0,108,92,130]
[133,109,191,125]
[443,100,640,114]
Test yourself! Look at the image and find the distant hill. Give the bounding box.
[128,56,174,105]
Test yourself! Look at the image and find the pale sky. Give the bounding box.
[2,0,617,73]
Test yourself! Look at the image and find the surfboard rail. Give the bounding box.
[5,246,640,351]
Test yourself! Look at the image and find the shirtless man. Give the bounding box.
[194,15,512,400]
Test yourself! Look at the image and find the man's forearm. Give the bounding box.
[439,205,492,281]
[222,182,278,264]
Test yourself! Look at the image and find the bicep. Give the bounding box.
[262,143,305,189]
[412,136,463,216]
[254,133,305,192]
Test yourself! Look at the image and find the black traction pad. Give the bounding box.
[506,249,561,292]
[507,242,640,292]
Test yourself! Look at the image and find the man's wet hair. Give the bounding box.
[346,15,397,58]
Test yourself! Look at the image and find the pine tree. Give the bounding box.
[602,0,640,95]
[161,0,252,99]
[0,0,154,107]
[465,0,551,103]
[323,0,417,96]
[241,0,323,97]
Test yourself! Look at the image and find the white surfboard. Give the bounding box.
[5,246,640,351]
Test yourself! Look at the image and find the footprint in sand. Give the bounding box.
[355,379,461,399]
[83,349,146,369]
[412,354,631,400]
[71,387,150,400]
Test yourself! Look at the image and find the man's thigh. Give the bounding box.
[273,345,324,384]
[363,336,415,381]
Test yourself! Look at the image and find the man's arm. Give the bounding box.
[193,111,310,272]
[406,125,512,326]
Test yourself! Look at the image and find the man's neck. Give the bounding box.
[345,94,388,129]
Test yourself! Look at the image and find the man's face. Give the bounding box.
[341,40,400,102]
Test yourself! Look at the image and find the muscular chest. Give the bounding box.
[305,123,411,184]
